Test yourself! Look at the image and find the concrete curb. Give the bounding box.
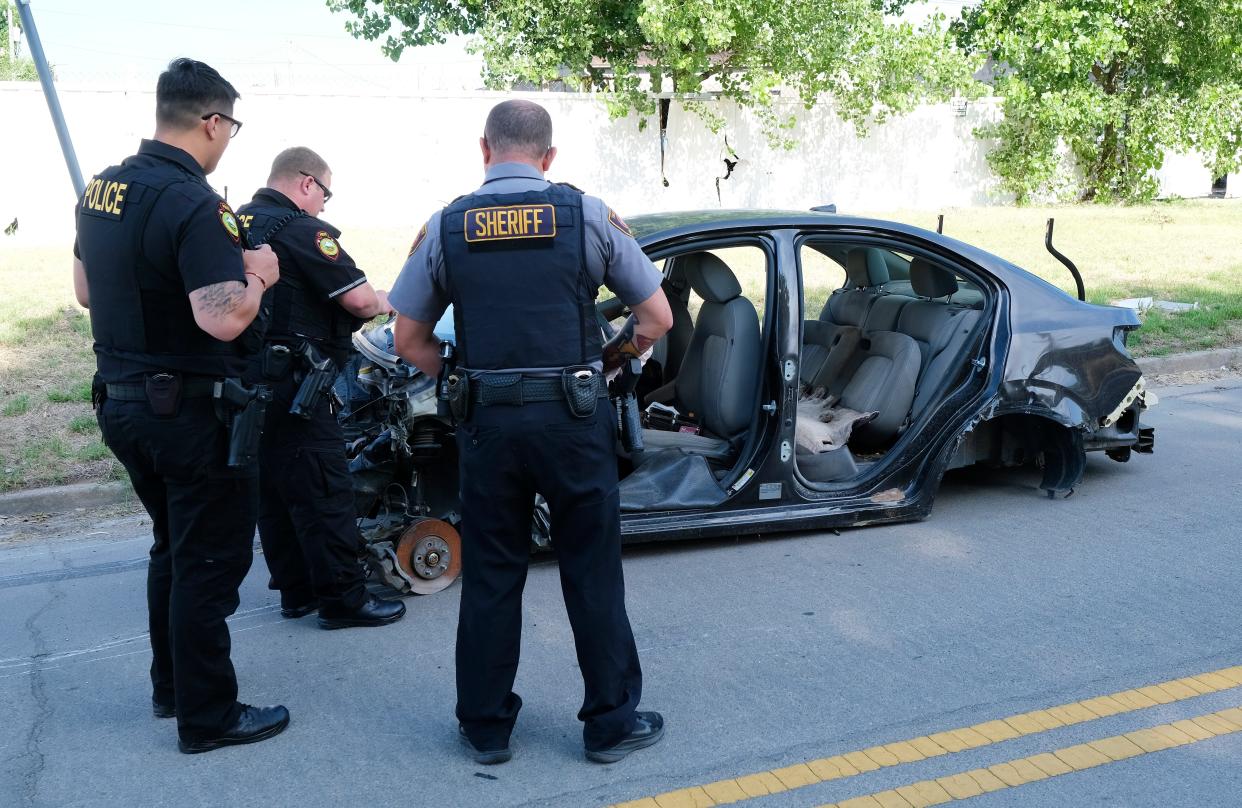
[1137,347,1242,376]
[1,348,1238,516]
[0,481,135,517]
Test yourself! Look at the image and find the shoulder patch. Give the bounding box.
[218,202,241,244]
[607,208,632,237]
[315,230,341,261]
[408,223,427,257]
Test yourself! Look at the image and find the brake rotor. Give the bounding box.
[395,518,462,595]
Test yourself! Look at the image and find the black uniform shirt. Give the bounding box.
[240,188,367,305]
[238,189,366,364]
[74,139,248,383]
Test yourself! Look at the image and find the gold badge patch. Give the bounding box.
[408,223,427,257]
[316,230,340,261]
[218,202,240,244]
[607,208,632,237]
[464,204,556,243]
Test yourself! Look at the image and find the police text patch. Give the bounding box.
[464,204,555,243]
[218,202,241,244]
[316,230,341,260]
[81,177,128,220]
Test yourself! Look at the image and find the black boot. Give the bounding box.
[585,711,665,764]
[280,597,320,619]
[152,697,176,719]
[178,704,290,754]
[317,594,406,630]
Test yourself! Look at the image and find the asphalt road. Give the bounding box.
[2,377,1240,808]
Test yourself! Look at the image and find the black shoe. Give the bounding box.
[280,598,320,619]
[152,698,176,719]
[177,704,290,754]
[459,725,512,765]
[585,711,665,764]
[317,594,406,630]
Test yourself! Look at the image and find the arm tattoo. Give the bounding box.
[601,315,656,372]
[190,280,247,318]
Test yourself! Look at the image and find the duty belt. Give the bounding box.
[105,378,217,401]
[468,374,608,407]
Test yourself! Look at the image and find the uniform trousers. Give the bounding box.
[97,396,256,741]
[255,371,367,610]
[455,398,642,752]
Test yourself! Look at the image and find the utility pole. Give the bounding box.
[15,0,85,197]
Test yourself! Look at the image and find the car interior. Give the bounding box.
[795,241,987,483]
[601,237,989,509]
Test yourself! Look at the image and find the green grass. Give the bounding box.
[68,414,98,434]
[2,200,1239,492]
[3,394,30,416]
[46,380,93,403]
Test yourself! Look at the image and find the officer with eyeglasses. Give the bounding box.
[236,147,406,630]
[73,57,289,754]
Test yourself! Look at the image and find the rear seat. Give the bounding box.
[896,259,982,421]
[800,248,888,387]
[804,257,981,454]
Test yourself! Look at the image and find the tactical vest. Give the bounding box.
[76,161,245,381]
[441,184,601,371]
[238,201,360,350]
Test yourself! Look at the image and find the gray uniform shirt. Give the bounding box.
[389,163,663,331]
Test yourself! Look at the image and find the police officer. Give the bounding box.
[238,147,406,629]
[389,100,674,764]
[72,58,289,753]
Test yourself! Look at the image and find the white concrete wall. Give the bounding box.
[1227,173,1241,199]
[0,83,1221,245]
[1152,150,1215,199]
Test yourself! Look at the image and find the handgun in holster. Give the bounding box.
[612,357,644,459]
[213,377,272,468]
[437,341,470,422]
[289,341,338,419]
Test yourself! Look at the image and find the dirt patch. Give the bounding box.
[1148,366,1242,387]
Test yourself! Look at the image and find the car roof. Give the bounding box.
[627,208,1069,298]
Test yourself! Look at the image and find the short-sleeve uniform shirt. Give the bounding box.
[389,163,662,329]
[73,139,248,382]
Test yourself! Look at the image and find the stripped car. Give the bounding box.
[337,210,1155,595]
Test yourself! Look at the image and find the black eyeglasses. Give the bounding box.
[201,111,243,138]
[299,170,333,202]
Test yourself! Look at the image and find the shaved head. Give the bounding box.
[483,100,553,161]
[267,146,329,185]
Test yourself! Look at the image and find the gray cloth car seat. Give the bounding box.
[642,252,762,460]
[835,330,922,450]
[801,248,889,388]
[647,277,694,385]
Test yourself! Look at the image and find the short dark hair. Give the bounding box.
[267,146,330,184]
[483,100,553,160]
[156,58,240,130]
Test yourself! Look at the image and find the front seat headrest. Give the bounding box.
[682,252,742,304]
[909,258,959,299]
[846,248,891,288]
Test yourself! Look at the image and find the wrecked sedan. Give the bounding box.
[336,210,1155,595]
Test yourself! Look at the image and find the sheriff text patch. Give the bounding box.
[464,204,555,243]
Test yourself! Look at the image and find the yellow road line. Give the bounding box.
[820,706,1242,808]
[609,665,1242,808]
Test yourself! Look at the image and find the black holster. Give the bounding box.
[213,378,271,468]
[289,342,338,419]
[612,358,644,457]
[443,371,470,422]
[561,366,601,418]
